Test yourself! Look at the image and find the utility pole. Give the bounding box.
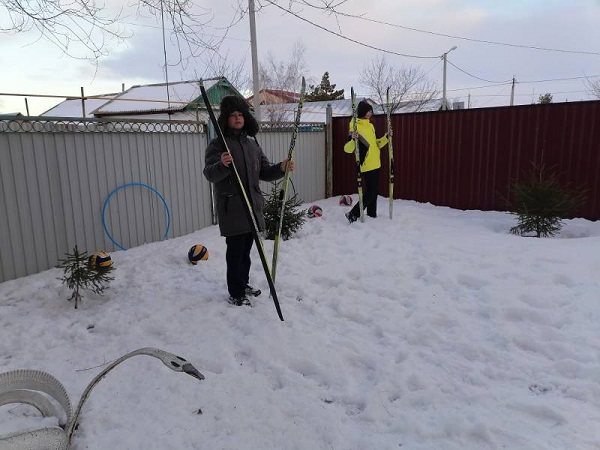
[510,77,516,106]
[249,0,261,121]
[441,46,457,111]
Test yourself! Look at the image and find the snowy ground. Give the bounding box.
[1,197,599,450]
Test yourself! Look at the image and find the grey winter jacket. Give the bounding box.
[203,132,284,237]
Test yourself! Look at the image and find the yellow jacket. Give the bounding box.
[343,118,389,172]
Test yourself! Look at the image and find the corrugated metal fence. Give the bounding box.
[0,117,325,282]
[332,100,600,220]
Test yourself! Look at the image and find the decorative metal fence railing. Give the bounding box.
[0,116,205,133]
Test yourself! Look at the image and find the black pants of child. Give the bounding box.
[225,232,253,298]
[349,168,380,219]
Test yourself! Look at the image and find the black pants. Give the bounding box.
[225,232,254,298]
[350,168,380,218]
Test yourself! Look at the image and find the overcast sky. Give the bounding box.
[1,0,599,115]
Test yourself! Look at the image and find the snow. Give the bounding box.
[1,197,599,450]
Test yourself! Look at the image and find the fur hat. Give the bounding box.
[357,100,373,118]
[217,95,259,136]
[219,95,250,117]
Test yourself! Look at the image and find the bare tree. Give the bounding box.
[199,51,252,93]
[259,41,310,121]
[0,0,126,59]
[585,77,600,99]
[256,0,351,14]
[360,55,439,113]
[2,0,353,64]
[138,2,245,69]
[1,1,228,62]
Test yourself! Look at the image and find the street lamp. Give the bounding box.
[441,46,457,111]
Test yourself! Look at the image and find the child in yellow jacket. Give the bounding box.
[343,100,389,222]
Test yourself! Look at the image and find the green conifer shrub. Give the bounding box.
[263,183,306,240]
[57,245,115,308]
[508,164,585,238]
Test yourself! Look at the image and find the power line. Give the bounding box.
[447,82,513,93]
[262,0,438,59]
[447,69,600,87]
[446,62,600,90]
[447,61,512,84]
[336,12,600,56]
[517,75,600,84]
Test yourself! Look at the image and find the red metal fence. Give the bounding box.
[332,100,600,220]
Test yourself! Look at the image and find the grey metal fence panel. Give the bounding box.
[0,119,213,282]
[256,127,326,204]
[0,117,326,282]
[91,131,212,251]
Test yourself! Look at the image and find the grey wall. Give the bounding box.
[0,118,325,282]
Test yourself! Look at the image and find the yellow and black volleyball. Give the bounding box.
[188,244,209,264]
[88,251,113,269]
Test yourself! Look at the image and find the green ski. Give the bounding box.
[350,87,365,223]
[386,87,395,220]
[272,76,306,284]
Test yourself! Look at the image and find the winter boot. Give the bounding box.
[228,295,252,306]
[245,285,262,297]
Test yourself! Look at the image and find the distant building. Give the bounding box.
[259,97,444,122]
[247,89,301,106]
[42,94,120,119]
[41,77,245,121]
[41,80,449,123]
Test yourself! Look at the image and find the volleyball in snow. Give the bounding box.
[339,195,353,206]
[88,251,113,269]
[307,204,323,218]
[188,244,209,264]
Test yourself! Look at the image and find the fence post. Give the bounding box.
[206,121,218,225]
[325,103,333,198]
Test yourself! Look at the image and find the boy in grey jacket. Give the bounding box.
[203,96,294,306]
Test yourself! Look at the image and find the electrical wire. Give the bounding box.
[262,0,438,59]
[333,11,600,56]
[447,61,513,84]
[447,82,513,93]
[517,75,600,84]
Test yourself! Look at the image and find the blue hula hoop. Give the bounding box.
[102,182,171,251]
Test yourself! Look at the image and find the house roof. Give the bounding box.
[261,97,445,122]
[40,77,241,119]
[42,94,121,118]
[92,78,222,116]
[260,98,377,122]
[247,89,301,105]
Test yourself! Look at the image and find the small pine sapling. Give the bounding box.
[263,183,306,241]
[58,245,115,308]
[508,164,586,238]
